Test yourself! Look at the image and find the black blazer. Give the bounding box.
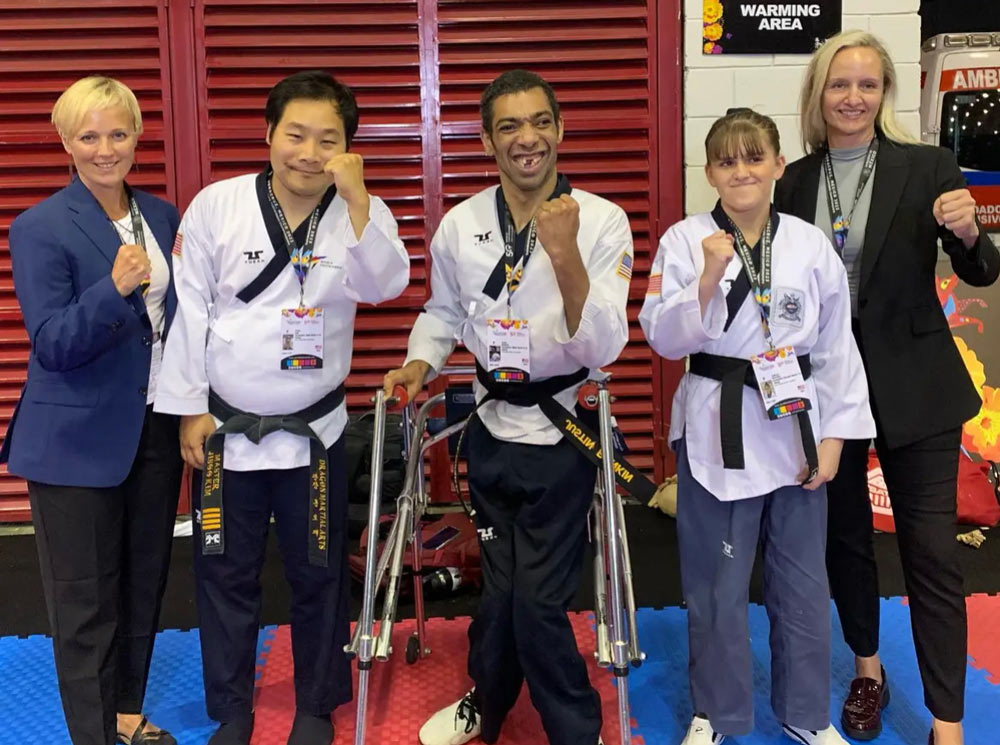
[774,136,1000,449]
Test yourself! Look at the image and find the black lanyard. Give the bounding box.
[123,186,147,249]
[725,211,776,350]
[823,137,878,254]
[499,202,538,315]
[108,185,149,296]
[265,175,321,304]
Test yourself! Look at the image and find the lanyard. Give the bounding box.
[265,175,321,305]
[124,186,147,250]
[499,200,538,317]
[727,213,775,350]
[822,137,878,254]
[108,186,150,296]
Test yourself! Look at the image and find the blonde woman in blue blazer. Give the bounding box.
[0,77,183,745]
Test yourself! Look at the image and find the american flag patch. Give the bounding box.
[616,251,633,281]
[646,273,662,296]
[171,232,183,257]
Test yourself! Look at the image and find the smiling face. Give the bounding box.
[481,87,564,198]
[822,46,884,148]
[705,143,785,218]
[62,106,138,197]
[266,97,346,201]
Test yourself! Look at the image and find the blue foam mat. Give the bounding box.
[0,626,277,745]
[627,598,999,744]
[0,603,996,745]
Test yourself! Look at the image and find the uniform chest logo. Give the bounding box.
[475,231,492,245]
[774,288,805,328]
[243,249,265,264]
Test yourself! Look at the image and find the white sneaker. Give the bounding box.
[782,723,849,745]
[419,690,482,745]
[681,715,726,744]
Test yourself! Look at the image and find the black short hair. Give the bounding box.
[265,70,359,147]
[480,70,560,133]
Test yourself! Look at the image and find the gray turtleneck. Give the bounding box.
[814,142,876,315]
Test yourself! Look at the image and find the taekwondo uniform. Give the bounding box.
[639,202,876,736]
[154,170,409,725]
[406,175,633,745]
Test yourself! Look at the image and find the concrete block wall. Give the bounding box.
[682,0,922,215]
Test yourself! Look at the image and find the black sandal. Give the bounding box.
[117,716,178,745]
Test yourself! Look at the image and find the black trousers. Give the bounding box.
[28,408,182,745]
[826,428,966,722]
[190,435,352,724]
[466,417,601,745]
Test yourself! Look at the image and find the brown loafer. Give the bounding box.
[841,666,890,740]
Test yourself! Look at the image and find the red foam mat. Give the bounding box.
[966,593,1000,685]
[251,613,640,744]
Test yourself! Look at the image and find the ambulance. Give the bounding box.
[920,32,1000,233]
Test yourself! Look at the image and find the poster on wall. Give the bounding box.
[702,1,843,54]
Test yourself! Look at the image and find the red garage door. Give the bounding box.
[0,0,176,521]
[0,0,682,520]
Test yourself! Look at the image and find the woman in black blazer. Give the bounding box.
[774,30,998,745]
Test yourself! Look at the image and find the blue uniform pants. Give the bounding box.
[676,440,832,736]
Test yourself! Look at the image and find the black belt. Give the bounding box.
[688,353,818,480]
[200,384,345,566]
[474,363,656,500]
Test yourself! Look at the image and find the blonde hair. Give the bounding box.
[51,76,143,140]
[799,30,917,153]
[705,107,781,163]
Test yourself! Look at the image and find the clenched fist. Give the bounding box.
[111,243,151,297]
[701,230,735,285]
[535,194,580,263]
[933,188,980,246]
[323,152,368,208]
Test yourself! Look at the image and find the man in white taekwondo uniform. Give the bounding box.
[385,70,641,745]
[154,71,409,745]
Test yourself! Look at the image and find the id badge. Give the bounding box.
[486,318,530,383]
[280,307,324,370]
[148,336,163,398]
[750,345,811,420]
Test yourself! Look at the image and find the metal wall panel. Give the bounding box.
[437,0,662,472]
[0,0,683,520]
[192,0,426,411]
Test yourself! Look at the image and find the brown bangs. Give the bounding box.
[704,109,781,164]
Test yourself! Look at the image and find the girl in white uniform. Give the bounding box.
[639,109,876,745]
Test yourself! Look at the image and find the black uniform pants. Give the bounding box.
[190,435,352,724]
[826,427,966,722]
[466,417,601,745]
[28,408,182,745]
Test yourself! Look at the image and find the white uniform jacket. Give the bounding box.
[154,172,409,470]
[639,209,876,500]
[405,184,633,445]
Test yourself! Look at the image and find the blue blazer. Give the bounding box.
[0,176,180,487]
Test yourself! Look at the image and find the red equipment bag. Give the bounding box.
[868,452,1000,532]
[349,511,482,590]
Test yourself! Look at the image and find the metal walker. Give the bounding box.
[348,371,644,745]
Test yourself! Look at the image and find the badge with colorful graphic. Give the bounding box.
[486,317,530,383]
[280,306,324,370]
[750,345,811,420]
